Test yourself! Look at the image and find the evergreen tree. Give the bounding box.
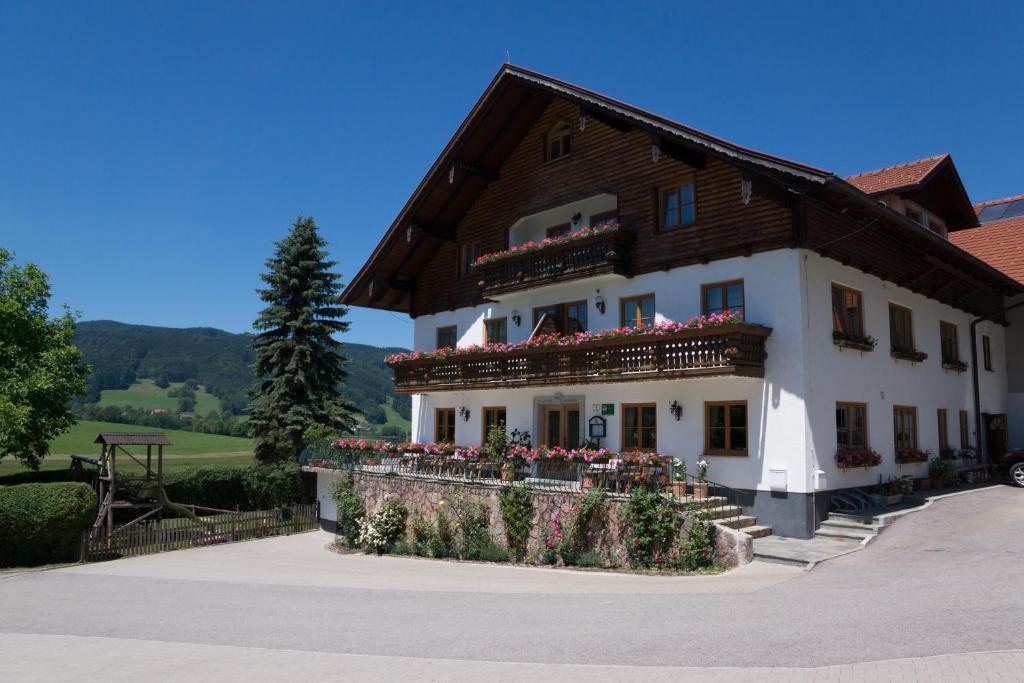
[248,216,358,463]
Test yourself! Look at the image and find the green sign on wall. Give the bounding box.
[601,403,615,415]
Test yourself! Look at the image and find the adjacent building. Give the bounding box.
[340,65,1022,537]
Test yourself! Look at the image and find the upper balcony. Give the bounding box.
[472,225,633,298]
[387,322,772,393]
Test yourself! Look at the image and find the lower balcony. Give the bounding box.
[389,323,772,393]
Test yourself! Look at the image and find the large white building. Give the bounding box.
[341,66,1023,537]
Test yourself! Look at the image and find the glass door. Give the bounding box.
[542,404,581,448]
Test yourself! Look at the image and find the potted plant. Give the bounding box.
[692,459,709,499]
[670,458,687,497]
[913,477,932,491]
[929,458,956,489]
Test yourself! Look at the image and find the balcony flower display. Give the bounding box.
[890,346,928,363]
[384,312,744,365]
[832,330,877,351]
[895,447,931,464]
[471,219,620,267]
[941,358,968,372]
[835,447,883,469]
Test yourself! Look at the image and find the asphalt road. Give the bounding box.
[2,484,1022,681]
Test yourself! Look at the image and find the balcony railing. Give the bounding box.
[472,229,634,297]
[389,323,772,393]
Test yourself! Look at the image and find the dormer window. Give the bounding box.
[905,205,924,225]
[545,121,572,162]
[659,178,696,230]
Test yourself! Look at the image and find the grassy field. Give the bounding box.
[0,420,255,478]
[98,378,222,415]
[381,397,411,435]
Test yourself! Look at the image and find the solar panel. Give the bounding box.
[1003,199,1024,219]
[978,203,1008,222]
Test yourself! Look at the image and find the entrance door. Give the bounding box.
[984,413,1009,461]
[542,404,581,449]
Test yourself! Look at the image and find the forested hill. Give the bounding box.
[73,320,410,420]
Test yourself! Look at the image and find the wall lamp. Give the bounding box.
[459,406,471,422]
[595,294,606,315]
[669,400,683,421]
[511,310,522,327]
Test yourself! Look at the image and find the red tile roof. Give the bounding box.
[845,154,949,195]
[950,212,1024,284]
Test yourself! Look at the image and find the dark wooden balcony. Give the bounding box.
[472,229,634,297]
[389,323,772,393]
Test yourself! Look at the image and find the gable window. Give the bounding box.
[544,121,572,162]
[622,404,657,452]
[459,242,481,278]
[905,205,924,225]
[436,325,457,350]
[545,223,572,238]
[959,410,970,449]
[893,406,918,450]
[659,178,696,230]
[484,317,507,345]
[533,301,587,335]
[702,280,744,320]
[836,402,868,450]
[889,303,914,351]
[435,408,456,443]
[983,335,993,371]
[937,408,949,452]
[482,406,507,442]
[940,321,959,363]
[621,293,655,329]
[832,284,864,338]
[705,401,748,456]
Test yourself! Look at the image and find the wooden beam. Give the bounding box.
[406,223,453,242]
[580,106,633,133]
[650,134,706,170]
[452,161,498,180]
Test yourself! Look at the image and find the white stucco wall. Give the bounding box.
[1005,298,1024,450]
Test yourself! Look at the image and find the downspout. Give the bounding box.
[971,298,1024,462]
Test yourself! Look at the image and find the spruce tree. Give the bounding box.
[248,216,357,463]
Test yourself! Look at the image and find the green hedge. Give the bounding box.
[0,483,97,567]
[0,468,76,487]
[118,464,310,511]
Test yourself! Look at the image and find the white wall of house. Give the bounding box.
[1005,297,1024,450]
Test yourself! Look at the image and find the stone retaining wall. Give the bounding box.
[310,467,752,567]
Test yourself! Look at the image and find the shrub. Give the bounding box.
[451,496,492,560]
[621,488,678,567]
[575,550,606,568]
[0,483,97,567]
[498,484,533,559]
[116,463,304,512]
[431,505,457,558]
[560,489,607,565]
[671,510,717,571]
[330,472,365,547]
[409,513,435,556]
[358,495,408,554]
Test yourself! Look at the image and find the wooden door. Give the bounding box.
[542,404,581,448]
[984,413,1008,461]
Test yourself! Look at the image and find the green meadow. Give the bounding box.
[97,378,222,415]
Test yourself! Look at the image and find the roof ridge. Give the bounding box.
[974,194,1024,211]
[844,153,948,180]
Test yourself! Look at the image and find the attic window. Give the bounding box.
[905,205,924,225]
[545,121,572,162]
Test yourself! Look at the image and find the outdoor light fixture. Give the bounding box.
[595,294,606,314]
[511,310,522,327]
[571,212,582,227]
[669,400,682,421]
[458,406,470,422]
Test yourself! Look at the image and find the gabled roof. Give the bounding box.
[951,195,1024,284]
[95,432,171,446]
[844,154,978,230]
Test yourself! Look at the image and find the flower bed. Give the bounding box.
[471,220,620,267]
[891,347,928,363]
[836,448,883,469]
[384,312,744,365]
[895,447,930,464]
[833,330,877,351]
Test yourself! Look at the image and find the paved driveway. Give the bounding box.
[2,485,1022,682]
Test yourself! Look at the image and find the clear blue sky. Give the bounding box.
[2,1,1021,347]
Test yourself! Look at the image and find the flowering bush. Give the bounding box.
[472,220,620,267]
[357,495,408,554]
[895,447,930,463]
[891,347,928,362]
[835,448,883,469]
[384,312,744,365]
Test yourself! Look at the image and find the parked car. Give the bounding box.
[1000,450,1024,487]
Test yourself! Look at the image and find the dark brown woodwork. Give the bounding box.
[388,323,772,393]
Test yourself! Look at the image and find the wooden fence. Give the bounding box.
[82,503,318,562]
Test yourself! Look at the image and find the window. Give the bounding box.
[905,205,923,225]
[940,321,959,362]
[959,410,970,450]
[533,301,587,335]
[482,406,507,442]
[622,404,657,451]
[836,402,868,450]
[544,121,572,162]
[705,401,748,456]
[545,223,572,238]
[484,317,507,345]
[589,209,618,227]
[459,242,481,278]
[659,179,696,230]
[435,408,456,443]
[889,303,914,350]
[893,406,918,450]
[702,280,745,320]
[621,294,655,329]
[436,325,457,350]
[937,409,949,452]
[832,284,864,337]
[983,335,993,371]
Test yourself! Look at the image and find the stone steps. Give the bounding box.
[719,515,758,530]
[739,524,773,539]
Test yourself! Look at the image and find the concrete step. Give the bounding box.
[753,535,862,569]
[679,495,728,509]
[820,518,883,533]
[719,515,758,530]
[739,524,773,539]
[703,505,743,520]
[814,529,875,542]
[827,512,885,527]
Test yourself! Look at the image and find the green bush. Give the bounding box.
[358,495,408,554]
[0,468,75,486]
[330,471,365,547]
[498,484,533,560]
[0,483,97,567]
[621,488,679,567]
[431,506,457,558]
[560,489,607,565]
[116,463,304,512]
[451,497,492,560]
[671,511,717,571]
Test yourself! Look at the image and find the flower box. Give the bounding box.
[891,347,928,363]
[942,359,969,372]
[471,220,620,267]
[836,448,883,469]
[832,331,877,352]
[895,448,930,464]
